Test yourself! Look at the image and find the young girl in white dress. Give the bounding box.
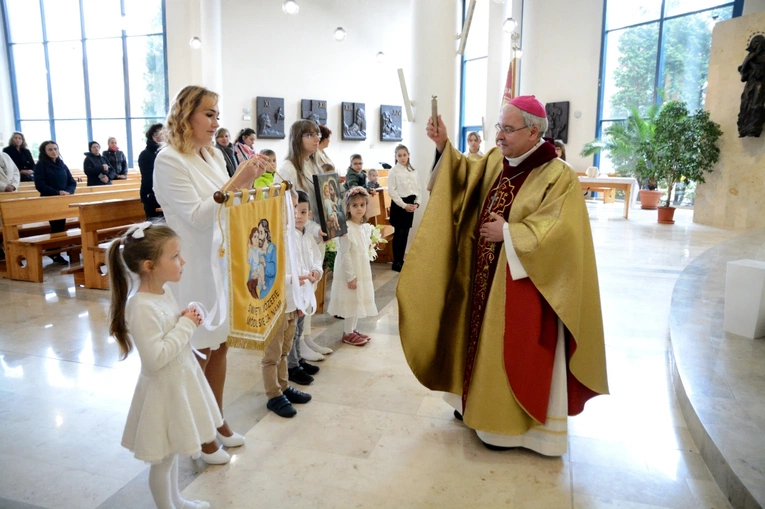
[327,186,378,346]
[108,222,222,509]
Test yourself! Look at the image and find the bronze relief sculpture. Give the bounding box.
[255,97,286,139]
[341,102,366,140]
[738,34,765,137]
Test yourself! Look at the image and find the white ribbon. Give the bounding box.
[128,221,152,239]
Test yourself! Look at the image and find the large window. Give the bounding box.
[596,0,742,173]
[1,0,168,167]
[459,0,489,153]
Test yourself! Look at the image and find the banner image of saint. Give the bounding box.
[246,219,277,299]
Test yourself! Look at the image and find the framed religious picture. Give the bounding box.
[301,99,328,125]
[544,101,569,143]
[380,105,403,141]
[341,102,366,140]
[255,96,286,139]
[312,172,347,241]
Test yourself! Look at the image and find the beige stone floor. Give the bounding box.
[0,201,742,509]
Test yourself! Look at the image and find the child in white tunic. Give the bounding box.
[327,186,378,345]
[108,222,221,509]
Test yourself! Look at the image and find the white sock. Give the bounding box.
[170,455,211,509]
[148,455,175,509]
[343,316,358,334]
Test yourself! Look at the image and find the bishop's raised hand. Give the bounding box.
[426,114,448,153]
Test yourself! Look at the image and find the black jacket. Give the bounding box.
[103,149,128,177]
[83,152,116,186]
[34,158,76,196]
[215,143,237,177]
[138,140,161,208]
[3,146,35,181]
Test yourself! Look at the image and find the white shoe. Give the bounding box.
[299,337,325,361]
[304,335,333,355]
[217,430,245,448]
[180,500,211,509]
[200,447,230,465]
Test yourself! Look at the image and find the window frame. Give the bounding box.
[0,0,169,166]
[458,0,489,154]
[593,0,743,166]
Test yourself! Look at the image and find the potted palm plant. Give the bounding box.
[581,103,663,208]
[635,101,722,224]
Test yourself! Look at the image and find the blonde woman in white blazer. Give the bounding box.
[154,85,270,465]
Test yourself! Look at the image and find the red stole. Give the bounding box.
[462,142,597,423]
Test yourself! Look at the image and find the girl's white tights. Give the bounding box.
[149,454,209,509]
[344,316,358,335]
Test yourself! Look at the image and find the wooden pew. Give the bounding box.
[366,189,395,264]
[1,182,140,203]
[0,190,43,200]
[0,188,139,282]
[67,198,145,289]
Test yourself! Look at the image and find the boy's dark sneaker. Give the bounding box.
[299,360,320,375]
[283,386,312,404]
[288,366,314,385]
[266,395,297,418]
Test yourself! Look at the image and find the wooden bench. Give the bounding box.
[0,188,140,282]
[366,189,395,264]
[67,198,145,289]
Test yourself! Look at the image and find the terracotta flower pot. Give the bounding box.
[639,189,663,210]
[657,206,676,224]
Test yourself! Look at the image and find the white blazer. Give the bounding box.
[0,152,20,190]
[153,145,229,350]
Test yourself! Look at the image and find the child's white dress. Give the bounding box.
[327,222,378,318]
[121,286,223,463]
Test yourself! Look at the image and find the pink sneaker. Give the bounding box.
[342,332,368,346]
[353,330,371,341]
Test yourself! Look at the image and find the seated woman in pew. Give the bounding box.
[83,141,117,186]
[34,140,77,264]
[3,132,35,181]
[0,150,20,192]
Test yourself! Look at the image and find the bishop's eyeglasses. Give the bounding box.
[495,123,530,134]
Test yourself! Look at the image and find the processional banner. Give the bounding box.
[222,184,287,352]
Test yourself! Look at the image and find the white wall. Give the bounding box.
[519,0,603,172]
[204,0,414,171]
[693,11,765,229]
[744,0,765,14]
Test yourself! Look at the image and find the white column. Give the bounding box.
[407,0,461,236]
[164,0,222,99]
[485,0,515,145]
[200,0,223,94]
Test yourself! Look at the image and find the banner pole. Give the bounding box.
[214,181,293,204]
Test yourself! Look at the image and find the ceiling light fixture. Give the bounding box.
[282,0,299,15]
[334,27,347,41]
[189,37,202,49]
[375,51,386,63]
[502,17,517,33]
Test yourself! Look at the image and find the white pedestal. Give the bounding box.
[724,259,765,339]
